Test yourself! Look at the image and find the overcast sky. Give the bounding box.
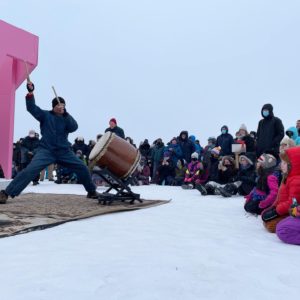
[1,0,300,146]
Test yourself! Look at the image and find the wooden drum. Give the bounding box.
[89,132,141,178]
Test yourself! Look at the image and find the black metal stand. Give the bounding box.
[92,168,142,205]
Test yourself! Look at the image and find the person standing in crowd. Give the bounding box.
[139,139,151,160]
[177,131,195,163]
[72,136,90,157]
[0,82,100,204]
[105,118,125,139]
[163,137,182,167]
[256,103,284,158]
[285,126,300,146]
[216,125,234,156]
[296,120,300,136]
[150,138,165,183]
[235,124,256,153]
[21,129,40,185]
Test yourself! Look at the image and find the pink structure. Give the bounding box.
[0,20,39,178]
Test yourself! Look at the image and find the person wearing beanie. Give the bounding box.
[235,124,256,153]
[256,103,284,158]
[182,152,204,189]
[244,153,280,215]
[261,146,300,233]
[0,82,100,204]
[218,153,256,197]
[104,117,125,139]
[216,125,234,156]
[279,135,296,153]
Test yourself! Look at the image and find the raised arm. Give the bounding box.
[25,82,45,122]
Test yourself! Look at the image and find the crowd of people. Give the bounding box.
[0,82,299,246]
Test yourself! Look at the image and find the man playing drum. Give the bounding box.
[0,82,100,204]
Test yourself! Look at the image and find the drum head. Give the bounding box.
[89,132,113,161]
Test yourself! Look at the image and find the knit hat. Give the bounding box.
[109,118,117,125]
[28,129,36,138]
[239,154,254,165]
[52,97,66,108]
[191,152,199,159]
[211,146,221,156]
[280,135,296,148]
[239,124,247,132]
[257,153,277,169]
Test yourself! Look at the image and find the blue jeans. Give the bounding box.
[6,147,96,197]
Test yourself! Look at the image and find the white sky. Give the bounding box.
[1,0,300,146]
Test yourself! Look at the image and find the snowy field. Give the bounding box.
[0,182,298,300]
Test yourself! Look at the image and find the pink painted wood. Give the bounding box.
[0,20,39,178]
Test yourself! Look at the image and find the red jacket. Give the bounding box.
[274,147,300,215]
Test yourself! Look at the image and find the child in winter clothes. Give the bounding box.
[261,147,300,232]
[279,135,296,153]
[218,154,256,197]
[157,155,175,185]
[172,159,187,186]
[134,157,151,185]
[244,154,279,215]
[276,201,300,245]
[182,152,204,189]
[196,154,237,196]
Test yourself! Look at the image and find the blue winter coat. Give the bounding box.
[286,126,300,145]
[26,94,78,151]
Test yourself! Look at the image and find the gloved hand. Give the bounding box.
[26,82,35,93]
[261,207,279,222]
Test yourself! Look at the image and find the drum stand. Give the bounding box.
[92,168,142,205]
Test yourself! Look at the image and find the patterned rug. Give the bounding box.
[0,193,169,238]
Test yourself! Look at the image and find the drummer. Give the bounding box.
[0,82,100,204]
[105,118,125,139]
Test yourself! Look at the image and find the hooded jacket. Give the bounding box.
[274,147,300,215]
[256,104,284,157]
[216,125,234,156]
[286,126,300,145]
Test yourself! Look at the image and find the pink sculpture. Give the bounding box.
[0,20,39,178]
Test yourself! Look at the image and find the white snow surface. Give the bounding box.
[0,182,298,300]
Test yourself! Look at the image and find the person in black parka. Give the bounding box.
[256,103,284,158]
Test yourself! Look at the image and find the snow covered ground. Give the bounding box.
[0,182,298,300]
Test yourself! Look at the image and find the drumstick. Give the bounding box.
[24,60,30,82]
[52,86,61,104]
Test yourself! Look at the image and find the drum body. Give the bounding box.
[89,132,141,178]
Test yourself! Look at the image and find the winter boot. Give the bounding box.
[218,186,232,197]
[181,184,194,190]
[218,183,238,198]
[205,183,216,195]
[195,184,208,195]
[87,190,101,199]
[0,190,8,204]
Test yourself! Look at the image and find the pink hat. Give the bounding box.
[109,118,117,125]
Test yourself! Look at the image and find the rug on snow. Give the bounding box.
[0,193,170,238]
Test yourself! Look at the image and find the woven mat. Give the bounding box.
[0,193,169,238]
